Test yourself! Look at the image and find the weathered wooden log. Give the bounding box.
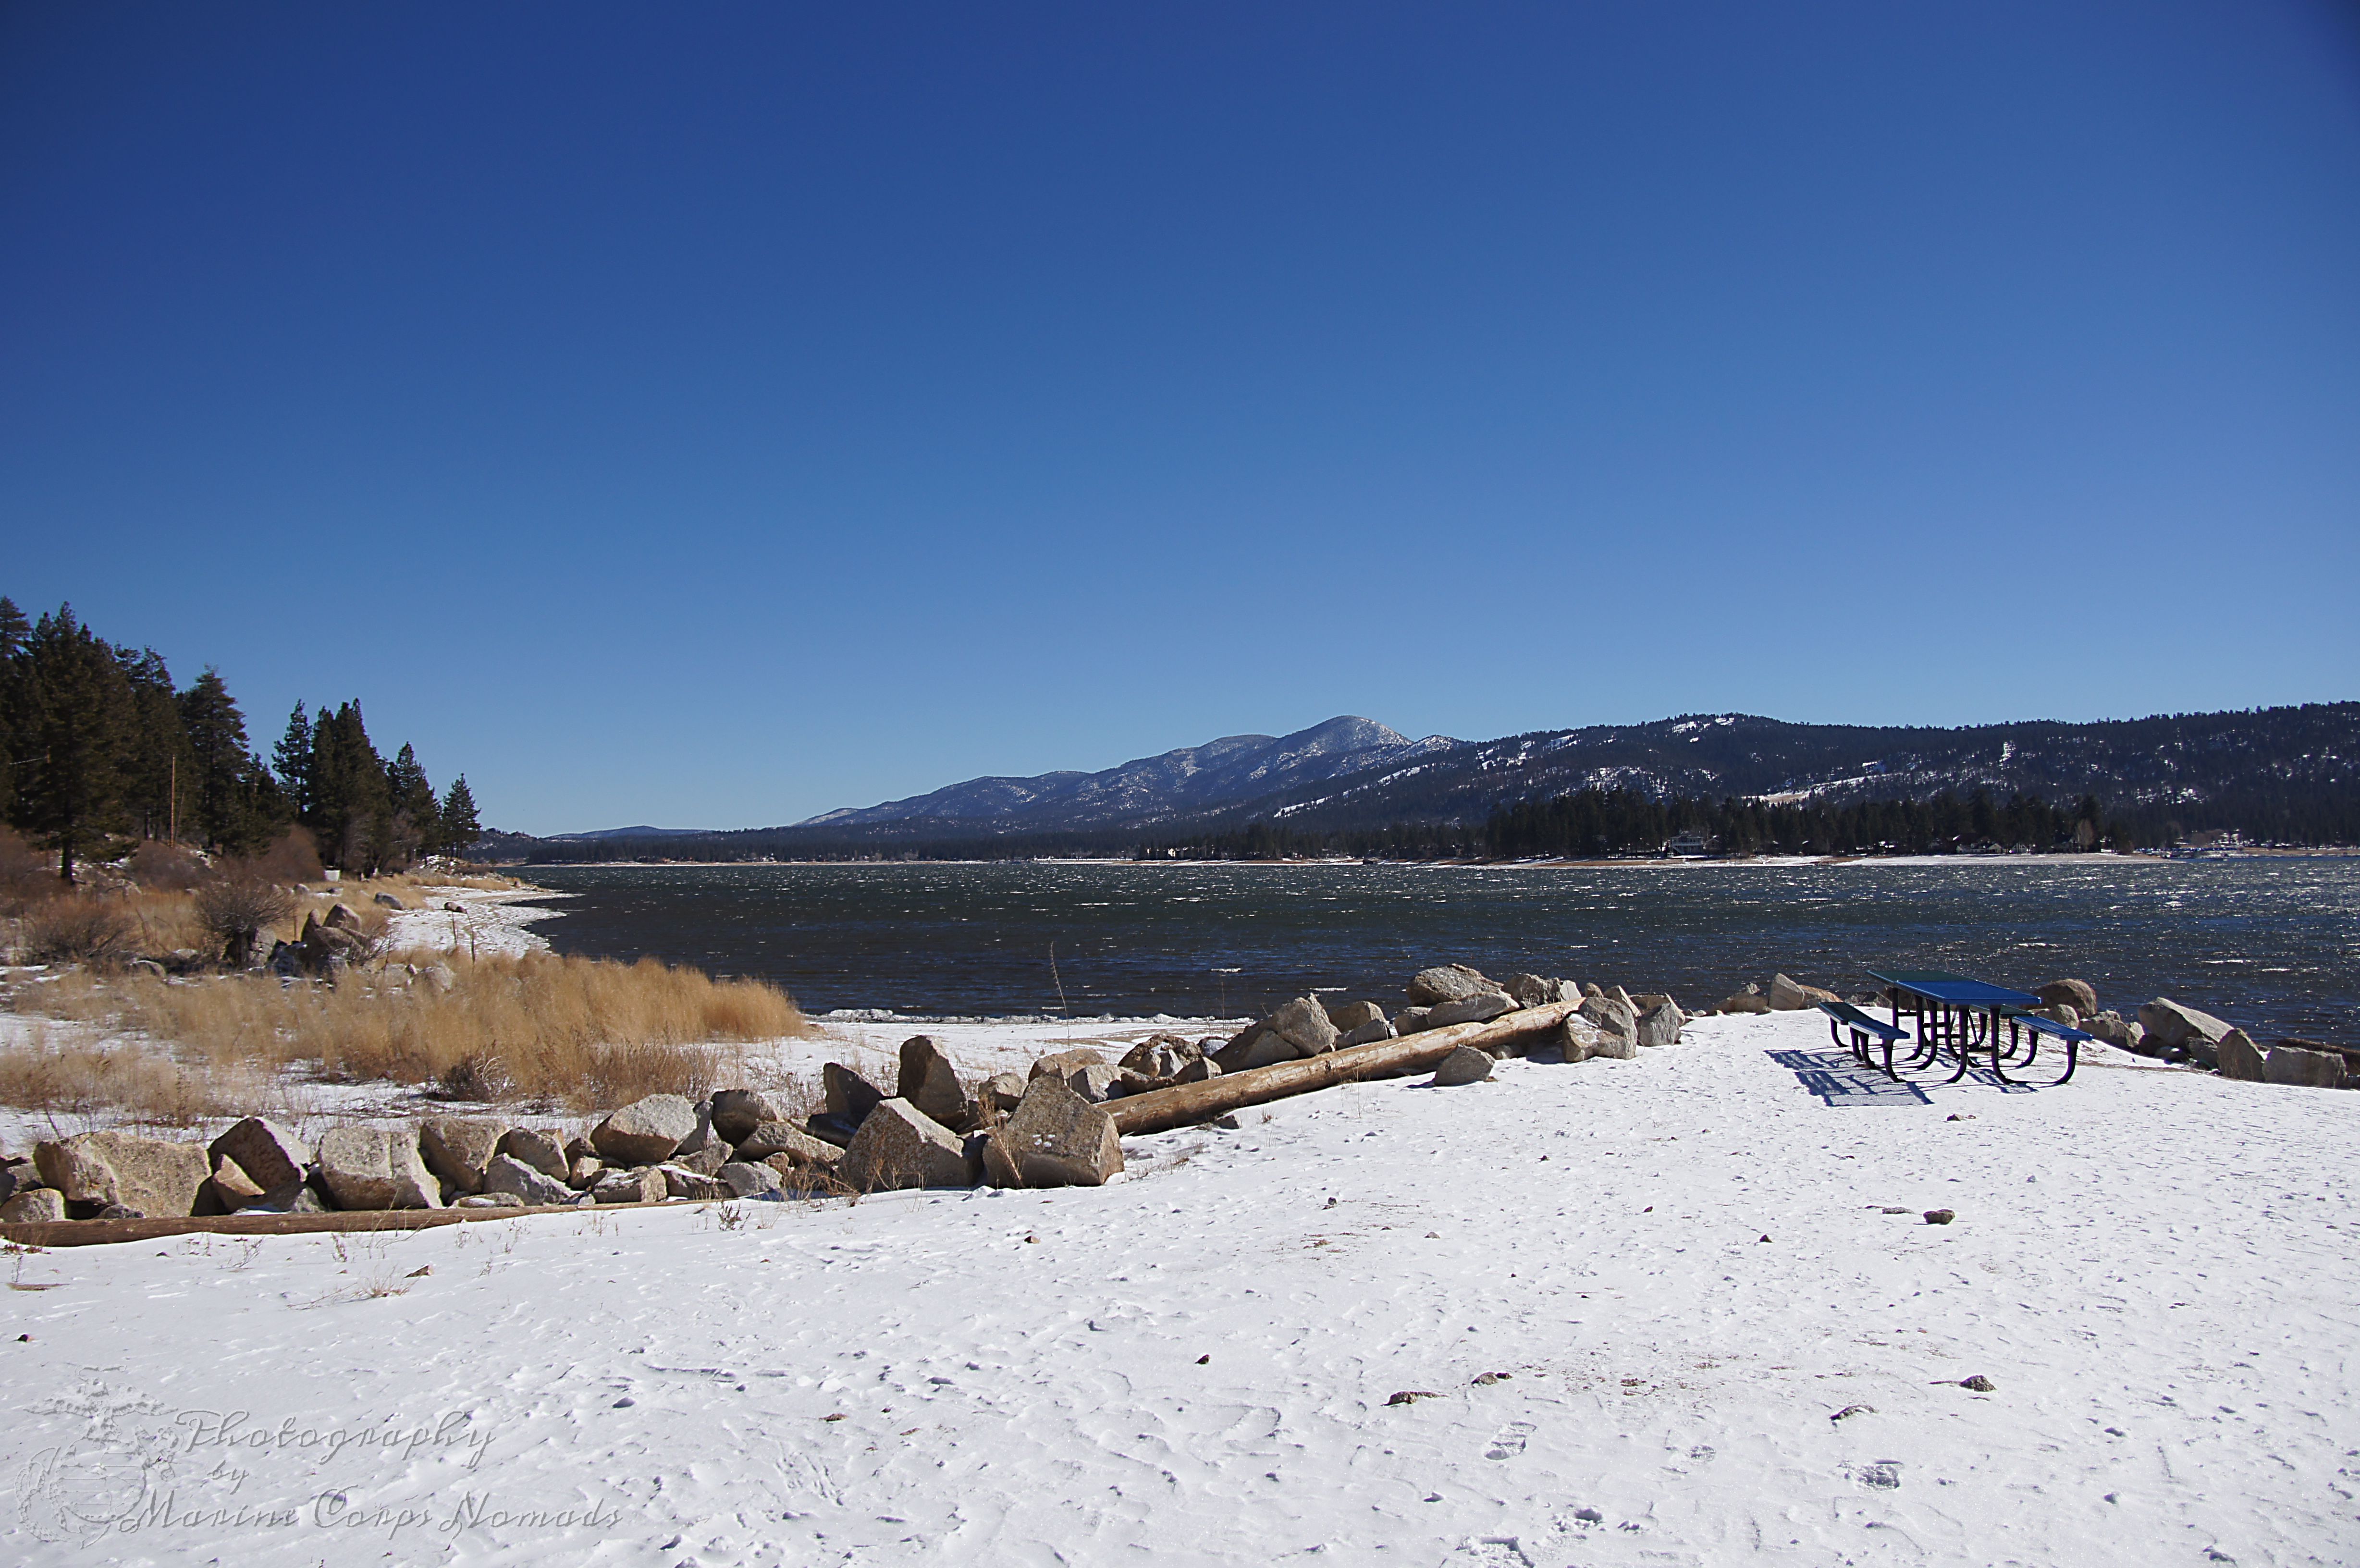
[0,1196,702,1250]
[1107,1000,1581,1137]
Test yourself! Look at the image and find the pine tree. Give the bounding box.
[15,605,135,881]
[273,703,314,817]
[0,595,27,820]
[386,742,436,865]
[309,701,391,873]
[180,668,260,852]
[439,775,480,855]
[116,645,190,842]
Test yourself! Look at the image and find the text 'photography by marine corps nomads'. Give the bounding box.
[3,5,2357,1566]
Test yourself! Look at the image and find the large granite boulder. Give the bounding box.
[839,1099,971,1191]
[2037,979,2099,1016]
[977,1071,1029,1117]
[590,1094,698,1165]
[1,1188,66,1224]
[823,1063,887,1125]
[1029,1048,1107,1080]
[708,1088,778,1144]
[1120,1036,1202,1079]
[419,1117,509,1195]
[316,1125,441,1210]
[2265,1045,2347,1089]
[1060,1062,1127,1103]
[981,1079,1122,1188]
[1408,965,1493,1007]
[718,1161,784,1199]
[735,1122,842,1169]
[35,1131,211,1219]
[2084,1010,2137,1048]
[1340,1017,1396,1047]
[897,1036,974,1131]
[495,1127,569,1182]
[1635,997,1686,1048]
[1768,974,1840,1011]
[2216,1029,2267,1082]
[1427,992,1515,1029]
[483,1152,575,1207]
[1551,1015,1607,1063]
[1323,1000,1389,1032]
[1503,973,1560,1007]
[591,1167,667,1204]
[207,1117,310,1196]
[2137,999,2236,1066]
[1391,1006,1433,1036]
[1579,994,1637,1046]
[1431,1045,1495,1086]
[1267,996,1340,1056]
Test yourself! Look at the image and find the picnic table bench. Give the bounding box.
[1816,1000,1913,1075]
[1865,968,2080,1087]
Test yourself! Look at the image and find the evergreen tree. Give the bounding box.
[0,595,27,820]
[439,775,480,855]
[14,605,135,881]
[386,742,436,864]
[308,701,391,872]
[116,645,191,842]
[272,703,314,818]
[179,668,265,852]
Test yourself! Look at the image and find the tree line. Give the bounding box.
[0,598,480,881]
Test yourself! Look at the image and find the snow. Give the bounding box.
[5,1009,2357,1566]
[380,885,569,959]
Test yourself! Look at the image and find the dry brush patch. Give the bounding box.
[2,952,810,1119]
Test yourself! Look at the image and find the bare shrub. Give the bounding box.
[256,828,324,884]
[194,873,296,968]
[0,827,53,914]
[126,841,206,892]
[23,896,139,967]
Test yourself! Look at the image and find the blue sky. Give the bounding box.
[3,2,2355,833]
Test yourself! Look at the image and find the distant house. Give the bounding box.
[1665,831,1712,858]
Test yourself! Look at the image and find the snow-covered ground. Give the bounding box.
[5,1009,2356,1567]
[380,885,569,959]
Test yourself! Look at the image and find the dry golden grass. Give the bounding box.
[0,1020,266,1129]
[5,952,807,1115]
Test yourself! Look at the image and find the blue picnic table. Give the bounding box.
[1865,968,2083,1086]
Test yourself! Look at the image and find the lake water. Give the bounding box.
[520,858,2360,1042]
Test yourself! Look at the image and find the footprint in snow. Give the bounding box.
[1484,1421,1534,1460]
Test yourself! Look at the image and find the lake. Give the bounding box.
[516,857,2360,1043]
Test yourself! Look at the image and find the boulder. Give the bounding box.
[802,1114,859,1148]
[1427,992,1515,1029]
[418,1117,509,1195]
[2137,999,2236,1066]
[1504,974,1558,1007]
[1551,1016,1607,1063]
[2265,1045,2347,1089]
[1407,964,1493,1007]
[2084,1010,2136,1048]
[373,892,406,910]
[897,1036,974,1131]
[1391,1006,1433,1035]
[1030,1048,1108,1080]
[208,1117,310,1195]
[455,1192,523,1209]
[1717,992,1773,1015]
[977,1072,1029,1117]
[1,1188,67,1223]
[2037,979,2099,1016]
[590,1094,699,1165]
[2216,1029,2267,1082]
[591,1167,667,1204]
[2036,1003,2081,1029]
[671,1101,720,1157]
[0,1160,37,1203]
[1267,996,1340,1056]
[708,1088,778,1144]
[981,1079,1123,1188]
[35,1131,211,1219]
[670,1141,732,1177]
[764,1152,842,1194]
[1768,973,1840,1011]
[1121,1036,1202,1078]
[1431,1045,1495,1086]
[1111,1069,1162,1098]
[1175,1055,1222,1083]
[823,1063,887,1125]
[495,1127,569,1183]
[718,1161,784,1199]
[1340,1017,1396,1047]
[655,1164,732,1201]
[567,1154,605,1189]
[1579,994,1637,1044]
[1635,998,1686,1048]
[1229,1032,1302,1071]
[322,902,361,931]
[735,1122,841,1168]
[483,1153,576,1207]
[1325,1000,1388,1031]
[420,962,456,993]
[204,1156,266,1212]
[1062,1062,1127,1103]
[315,1125,441,1210]
[840,1099,972,1191]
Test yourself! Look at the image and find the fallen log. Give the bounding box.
[1107,1000,1581,1137]
[0,1196,707,1250]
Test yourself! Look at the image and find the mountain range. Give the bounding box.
[516,702,2359,856]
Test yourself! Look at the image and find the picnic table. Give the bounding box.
[1865,968,2082,1087]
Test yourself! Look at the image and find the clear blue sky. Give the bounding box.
[3,3,2355,833]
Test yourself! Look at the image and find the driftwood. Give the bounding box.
[0,1197,702,1250]
[1107,1000,1581,1137]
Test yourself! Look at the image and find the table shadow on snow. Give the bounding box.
[1766,1047,2042,1106]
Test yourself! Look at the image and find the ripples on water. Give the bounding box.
[523,858,2360,1041]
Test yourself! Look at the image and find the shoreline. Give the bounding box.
[482,848,2358,870]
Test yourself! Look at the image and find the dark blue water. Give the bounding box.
[520,858,2360,1042]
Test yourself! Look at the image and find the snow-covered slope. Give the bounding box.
[7,1010,2352,1566]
